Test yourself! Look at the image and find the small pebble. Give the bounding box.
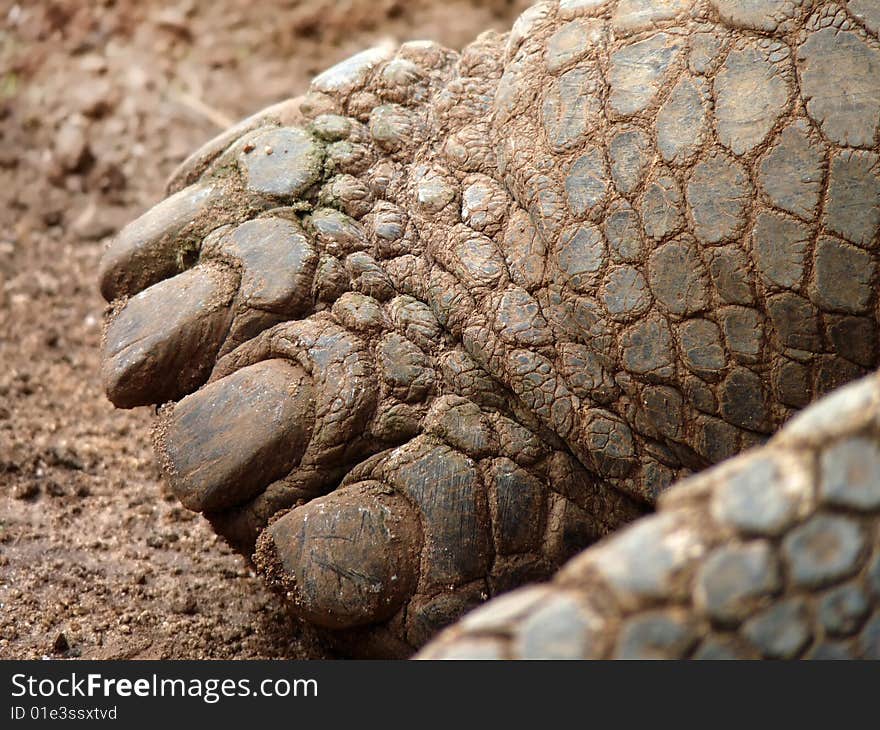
[52,633,69,654]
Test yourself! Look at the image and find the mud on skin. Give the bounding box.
[100,0,880,657]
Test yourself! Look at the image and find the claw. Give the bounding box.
[158,358,315,513]
[99,183,224,301]
[102,265,237,408]
[257,481,420,629]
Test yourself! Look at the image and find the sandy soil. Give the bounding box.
[0,0,528,660]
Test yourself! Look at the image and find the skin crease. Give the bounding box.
[100,0,880,657]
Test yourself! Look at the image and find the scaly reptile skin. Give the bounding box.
[420,375,880,658]
[99,0,880,657]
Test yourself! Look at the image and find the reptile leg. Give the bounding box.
[100,0,880,655]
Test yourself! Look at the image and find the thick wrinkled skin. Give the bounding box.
[421,375,880,659]
[99,0,880,657]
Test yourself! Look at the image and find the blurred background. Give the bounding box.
[0,0,529,659]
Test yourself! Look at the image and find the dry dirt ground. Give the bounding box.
[0,0,528,660]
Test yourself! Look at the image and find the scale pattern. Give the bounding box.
[421,375,880,659]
